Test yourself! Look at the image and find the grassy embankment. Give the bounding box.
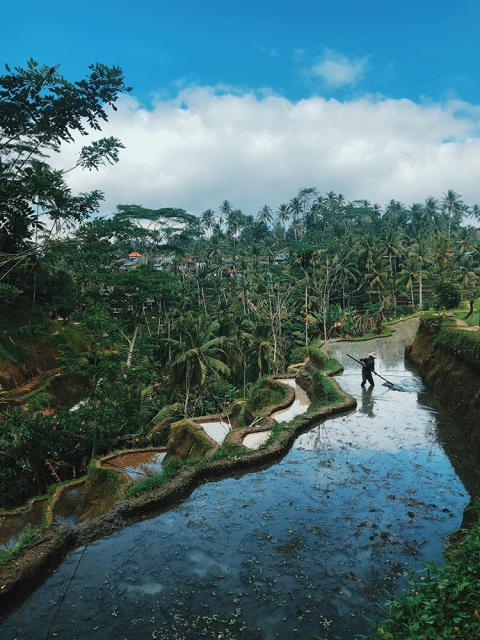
[368,315,480,640]
[125,376,290,498]
[263,372,341,449]
[451,296,480,327]
[126,360,342,499]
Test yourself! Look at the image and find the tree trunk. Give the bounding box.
[243,354,247,398]
[126,323,140,368]
[184,366,191,415]
[305,283,309,347]
[419,275,423,309]
[465,298,474,319]
[323,301,328,349]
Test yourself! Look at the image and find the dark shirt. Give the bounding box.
[360,356,375,371]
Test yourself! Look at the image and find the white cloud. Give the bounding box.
[312,49,368,87]
[58,87,480,217]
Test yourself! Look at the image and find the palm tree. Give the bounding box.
[200,209,216,236]
[288,197,303,238]
[364,255,390,303]
[379,225,405,276]
[257,204,273,226]
[441,190,465,234]
[408,239,431,309]
[277,203,290,227]
[471,204,480,223]
[250,322,275,378]
[166,312,230,414]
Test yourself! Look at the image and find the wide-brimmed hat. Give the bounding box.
[368,352,378,358]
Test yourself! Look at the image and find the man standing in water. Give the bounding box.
[360,352,377,387]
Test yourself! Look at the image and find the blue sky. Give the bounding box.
[4,1,480,214]
[4,0,480,104]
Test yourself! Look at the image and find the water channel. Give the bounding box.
[2,318,477,640]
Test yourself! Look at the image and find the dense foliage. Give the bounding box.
[0,60,479,510]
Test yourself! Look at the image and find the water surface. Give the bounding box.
[105,450,167,480]
[2,319,477,640]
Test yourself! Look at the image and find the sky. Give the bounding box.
[4,0,480,215]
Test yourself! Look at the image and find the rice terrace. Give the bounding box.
[1,2,480,639]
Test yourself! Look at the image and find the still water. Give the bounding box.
[2,319,476,640]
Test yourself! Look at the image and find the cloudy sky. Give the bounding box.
[5,0,480,215]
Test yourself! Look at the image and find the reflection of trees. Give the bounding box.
[418,389,479,497]
[296,422,335,454]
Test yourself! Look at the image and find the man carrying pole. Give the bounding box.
[359,352,377,388]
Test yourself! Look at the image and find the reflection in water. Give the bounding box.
[105,450,166,480]
[271,378,310,422]
[199,420,230,444]
[54,483,86,526]
[242,430,271,449]
[2,319,478,640]
[0,499,46,551]
[360,387,375,417]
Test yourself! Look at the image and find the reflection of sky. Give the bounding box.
[294,318,439,453]
[272,378,310,422]
[199,420,230,444]
[2,319,475,640]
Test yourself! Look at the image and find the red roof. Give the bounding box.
[128,251,143,257]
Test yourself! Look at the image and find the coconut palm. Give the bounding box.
[257,204,273,226]
[441,190,466,233]
[200,209,216,236]
[166,312,230,414]
[277,203,290,227]
[379,225,405,275]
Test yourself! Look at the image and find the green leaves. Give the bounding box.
[0,59,129,253]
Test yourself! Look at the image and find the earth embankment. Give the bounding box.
[406,317,480,453]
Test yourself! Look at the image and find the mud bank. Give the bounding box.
[0,369,355,611]
[406,318,480,453]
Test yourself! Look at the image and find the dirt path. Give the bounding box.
[454,317,480,332]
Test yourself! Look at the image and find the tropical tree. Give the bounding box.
[0,59,129,255]
[201,209,216,236]
[166,312,230,414]
[257,204,273,226]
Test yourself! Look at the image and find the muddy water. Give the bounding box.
[0,499,46,551]
[105,450,166,480]
[54,483,86,526]
[2,319,478,640]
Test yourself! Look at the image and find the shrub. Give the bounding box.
[244,377,288,416]
[290,346,308,363]
[434,279,462,309]
[26,391,53,411]
[307,344,328,368]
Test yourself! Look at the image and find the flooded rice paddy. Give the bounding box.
[104,450,167,480]
[272,378,310,423]
[0,499,46,552]
[199,419,231,444]
[54,483,86,526]
[242,429,271,449]
[243,378,310,449]
[2,319,478,640]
